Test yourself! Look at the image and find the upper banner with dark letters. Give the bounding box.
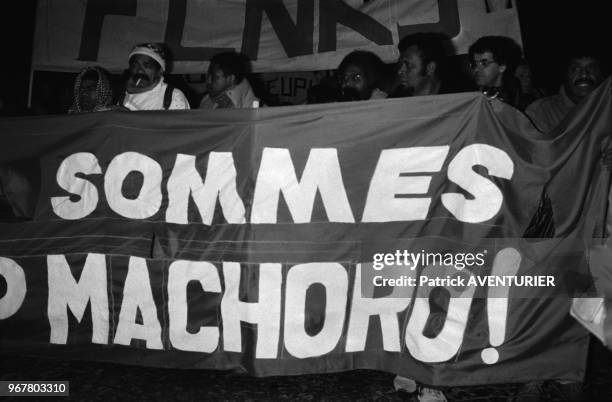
[32,0,522,73]
[1,81,611,384]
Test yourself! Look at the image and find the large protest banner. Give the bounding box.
[1,80,611,385]
[32,0,522,73]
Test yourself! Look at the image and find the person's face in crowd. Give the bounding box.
[564,57,603,103]
[128,54,163,91]
[514,64,532,92]
[470,51,505,88]
[339,64,370,100]
[397,45,436,94]
[78,74,99,112]
[207,65,236,98]
[397,45,428,93]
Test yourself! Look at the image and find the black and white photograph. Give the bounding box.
[1,1,612,401]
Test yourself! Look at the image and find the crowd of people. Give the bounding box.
[1,33,608,137]
[1,33,611,402]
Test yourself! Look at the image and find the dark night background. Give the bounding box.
[1,1,612,114]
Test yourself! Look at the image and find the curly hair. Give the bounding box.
[338,50,385,89]
[468,36,522,75]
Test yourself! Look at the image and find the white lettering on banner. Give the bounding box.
[113,257,163,349]
[251,148,355,223]
[345,264,412,352]
[405,265,476,362]
[166,153,246,225]
[47,253,108,344]
[51,152,101,220]
[168,260,221,353]
[362,147,449,222]
[482,247,521,364]
[104,152,163,219]
[14,253,517,362]
[51,145,514,224]
[0,257,27,320]
[284,263,348,358]
[442,144,514,223]
[221,262,282,358]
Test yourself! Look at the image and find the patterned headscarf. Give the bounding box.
[68,66,114,114]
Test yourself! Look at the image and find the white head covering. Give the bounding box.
[128,44,166,72]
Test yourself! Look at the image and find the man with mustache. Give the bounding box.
[337,50,388,102]
[121,43,190,111]
[526,51,606,133]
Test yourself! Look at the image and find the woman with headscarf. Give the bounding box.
[68,66,125,113]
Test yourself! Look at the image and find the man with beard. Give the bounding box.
[121,43,190,111]
[526,51,606,133]
[337,50,388,102]
[393,32,455,97]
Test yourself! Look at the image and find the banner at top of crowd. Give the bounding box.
[32,0,522,73]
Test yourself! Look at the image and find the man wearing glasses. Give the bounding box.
[467,36,522,108]
[337,50,388,102]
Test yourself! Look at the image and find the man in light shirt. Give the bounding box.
[199,52,260,109]
[121,43,190,111]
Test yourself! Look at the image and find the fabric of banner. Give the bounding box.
[1,80,611,385]
[31,0,522,73]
